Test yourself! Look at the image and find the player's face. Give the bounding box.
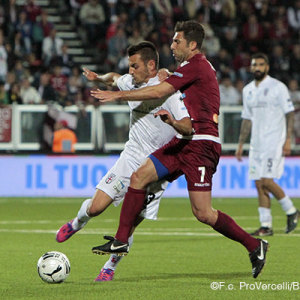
[128,54,150,85]
[170,32,190,63]
[251,58,269,81]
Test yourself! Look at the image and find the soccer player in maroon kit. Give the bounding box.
[90,20,268,278]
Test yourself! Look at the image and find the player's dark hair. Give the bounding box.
[251,53,269,65]
[127,41,159,70]
[174,20,205,50]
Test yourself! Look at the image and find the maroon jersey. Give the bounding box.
[166,53,220,137]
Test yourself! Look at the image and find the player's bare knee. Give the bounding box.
[192,210,210,224]
[130,171,149,189]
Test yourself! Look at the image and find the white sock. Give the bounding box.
[278,195,296,215]
[103,235,134,271]
[258,207,272,228]
[72,199,92,230]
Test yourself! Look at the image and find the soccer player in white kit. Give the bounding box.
[236,53,299,236]
[56,42,191,281]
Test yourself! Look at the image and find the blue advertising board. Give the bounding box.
[0,155,299,197]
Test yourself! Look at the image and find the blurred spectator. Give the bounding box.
[159,43,175,70]
[202,24,220,59]
[56,44,74,76]
[219,76,241,106]
[107,0,117,18]
[289,44,300,82]
[33,11,54,59]
[13,31,27,58]
[56,86,74,107]
[288,79,300,109]
[128,28,144,46]
[22,0,42,23]
[5,42,18,71]
[0,81,8,105]
[3,0,20,40]
[233,51,251,82]
[143,0,159,24]
[0,34,7,82]
[105,15,120,42]
[170,0,188,23]
[67,66,84,103]
[138,12,154,39]
[107,27,128,69]
[269,44,290,83]
[255,1,272,35]
[79,0,106,45]
[220,21,238,55]
[242,14,264,52]
[42,28,63,66]
[13,60,27,82]
[50,65,68,94]
[4,71,16,92]
[153,0,173,22]
[36,72,57,103]
[236,0,253,26]
[20,77,41,104]
[218,0,236,26]
[14,11,33,54]
[287,0,300,36]
[8,82,22,104]
[196,0,217,25]
[52,120,77,153]
[185,0,201,19]
[213,48,235,81]
[269,17,290,43]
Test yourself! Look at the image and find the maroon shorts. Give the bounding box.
[151,137,221,191]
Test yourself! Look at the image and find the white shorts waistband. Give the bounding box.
[176,134,221,143]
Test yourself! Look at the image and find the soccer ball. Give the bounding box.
[37,251,71,283]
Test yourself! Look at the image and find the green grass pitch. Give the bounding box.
[0,197,299,300]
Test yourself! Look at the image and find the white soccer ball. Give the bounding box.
[37,251,71,283]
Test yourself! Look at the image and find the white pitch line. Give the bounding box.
[0,215,286,224]
[0,228,299,237]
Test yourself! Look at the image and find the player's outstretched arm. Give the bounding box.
[82,67,120,87]
[154,109,193,136]
[90,81,176,103]
[236,119,252,161]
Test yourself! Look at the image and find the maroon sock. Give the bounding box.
[115,187,146,243]
[212,210,260,252]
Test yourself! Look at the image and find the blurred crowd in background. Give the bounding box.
[0,0,299,109]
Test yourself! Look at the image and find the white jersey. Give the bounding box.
[96,74,189,219]
[242,75,294,154]
[117,74,189,160]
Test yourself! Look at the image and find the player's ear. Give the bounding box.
[147,60,156,71]
[189,41,198,51]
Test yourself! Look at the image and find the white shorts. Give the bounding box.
[248,150,285,180]
[96,151,168,220]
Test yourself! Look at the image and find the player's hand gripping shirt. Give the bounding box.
[117,74,189,160]
[242,75,294,152]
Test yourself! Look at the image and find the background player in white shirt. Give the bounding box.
[56,41,191,281]
[236,53,299,236]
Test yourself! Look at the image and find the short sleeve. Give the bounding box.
[278,82,294,114]
[164,92,190,120]
[116,74,134,91]
[165,61,199,91]
[241,88,252,120]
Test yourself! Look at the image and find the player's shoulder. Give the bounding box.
[243,80,255,92]
[117,74,134,90]
[266,76,287,90]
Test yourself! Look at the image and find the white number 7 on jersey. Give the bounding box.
[198,166,205,183]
